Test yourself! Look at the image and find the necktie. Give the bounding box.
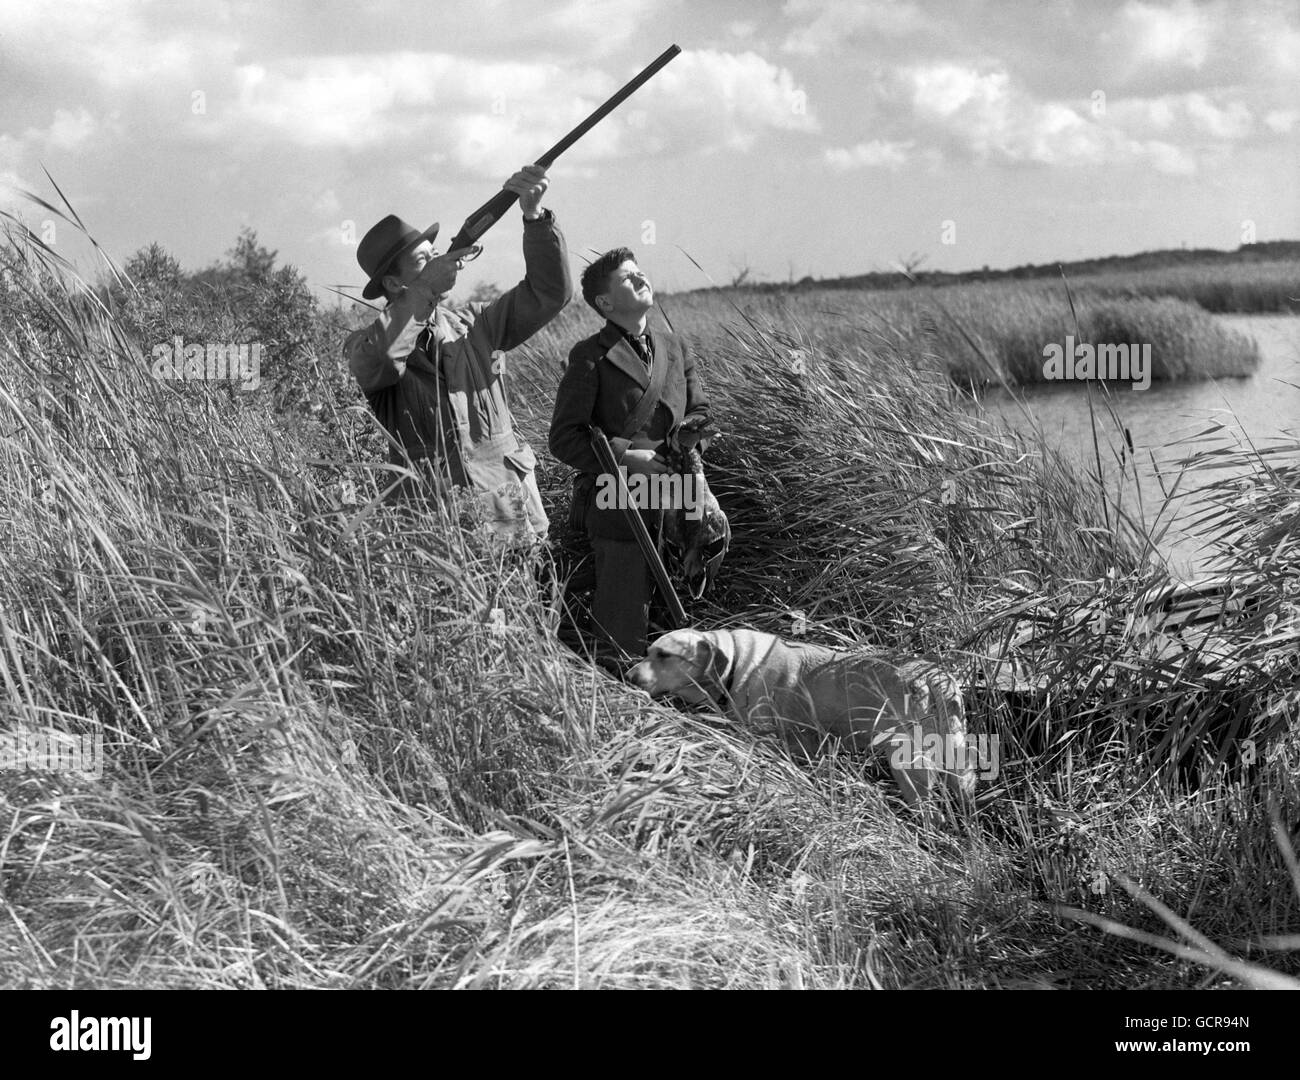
[631,333,652,367]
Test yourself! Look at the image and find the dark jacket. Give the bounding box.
[548,321,708,539]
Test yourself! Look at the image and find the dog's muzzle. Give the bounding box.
[624,663,659,694]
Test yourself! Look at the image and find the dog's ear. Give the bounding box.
[652,631,698,662]
[695,634,730,692]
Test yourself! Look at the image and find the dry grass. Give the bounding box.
[1067,259,1299,315]
[1,209,1297,989]
[645,281,1263,393]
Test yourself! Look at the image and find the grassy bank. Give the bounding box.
[1066,259,1299,315]
[726,242,1299,316]
[655,282,1262,392]
[1,220,1298,989]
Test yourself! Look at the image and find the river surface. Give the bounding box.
[981,315,1300,578]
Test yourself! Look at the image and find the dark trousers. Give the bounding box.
[590,536,652,659]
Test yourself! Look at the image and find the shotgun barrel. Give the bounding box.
[447,44,682,252]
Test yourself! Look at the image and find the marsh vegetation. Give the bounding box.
[1,213,1296,989]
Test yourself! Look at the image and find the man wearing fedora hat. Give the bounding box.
[344,164,570,542]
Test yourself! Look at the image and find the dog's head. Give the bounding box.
[625,628,731,705]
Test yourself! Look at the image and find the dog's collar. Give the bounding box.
[709,650,737,708]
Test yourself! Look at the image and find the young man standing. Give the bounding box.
[548,247,709,662]
[344,164,571,542]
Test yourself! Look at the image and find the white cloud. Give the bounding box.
[0,165,34,215]
[312,189,342,217]
[221,55,447,150]
[307,221,355,248]
[824,139,911,170]
[0,0,221,89]
[782,0,932,56]
[0,107,106,166]
[1119,0,1215,68]
[197,49,815,173]
[910,65,1009,120]
[1109,97,1177,130]
[1182,92,1252,138]
[1126,139,1197,175]
[1108,91,1255,140]
[638,50,819,153]
[196,52,618,176]
[44,107,97,150]
[1264,109,1297,133]
[0,148,49,218]
[497,0,671,56]
[0,131,25,170]
[1265,24,1300,75]
[899,63,1221,174]
[1092,1,1298,96]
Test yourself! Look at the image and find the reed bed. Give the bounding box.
[1067,259,1299,315]
[0,210,1297,989]
[655,283,1263,392]
[735,250,1298,315]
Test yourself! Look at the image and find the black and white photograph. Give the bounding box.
[1,0,1298,1024]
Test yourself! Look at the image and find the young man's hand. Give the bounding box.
[504,164,549,219]
[622,448,669,475]
[674,415,715,450]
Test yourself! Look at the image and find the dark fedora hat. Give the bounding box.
[357,215,440,300]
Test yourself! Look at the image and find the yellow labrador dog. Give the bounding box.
[626,628,975,807]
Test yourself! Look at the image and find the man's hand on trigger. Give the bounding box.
[504,164,549,219]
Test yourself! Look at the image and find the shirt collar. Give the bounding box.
[607,320,652,344]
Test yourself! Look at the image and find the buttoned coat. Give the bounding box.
[548,321,708,540]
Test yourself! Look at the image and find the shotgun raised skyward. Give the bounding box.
[447,44,682,254]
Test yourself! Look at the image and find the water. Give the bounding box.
[981,315,1300,578]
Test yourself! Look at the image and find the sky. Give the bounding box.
[1,0,1297,300]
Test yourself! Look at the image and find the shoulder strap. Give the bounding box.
[619,340,669,440]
